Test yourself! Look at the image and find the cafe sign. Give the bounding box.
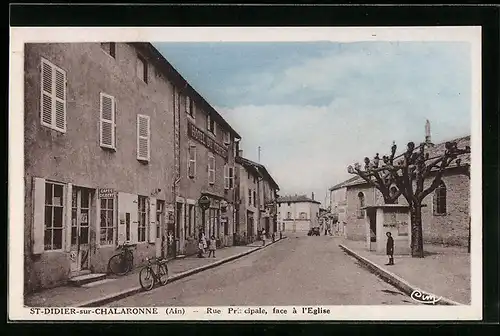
[98,188,116,199]
[188,122,228,159]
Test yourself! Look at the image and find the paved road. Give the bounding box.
[107,234,416,306]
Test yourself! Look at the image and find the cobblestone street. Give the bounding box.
[107,235,416,306]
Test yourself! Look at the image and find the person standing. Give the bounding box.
[207,235,217,258]
[385,232,394,265]
[261,229,266,246]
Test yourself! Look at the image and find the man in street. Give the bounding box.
[385,232,394,265]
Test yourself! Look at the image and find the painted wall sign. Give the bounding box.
[188,122,228,159]
[98,188,116,199]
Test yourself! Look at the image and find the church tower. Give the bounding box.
[425,119,434,146]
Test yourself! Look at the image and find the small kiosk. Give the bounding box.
[362,204,411,255]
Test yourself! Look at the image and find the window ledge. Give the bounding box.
[100,145,116,152]
[137,158,150,164]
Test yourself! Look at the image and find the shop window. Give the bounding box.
[433,181,447,215]
[44,182,64,250]
[40,58,66,133]
[100,198,114,245]
[138,196,147,242]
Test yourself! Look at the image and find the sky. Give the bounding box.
[154,41,471,207]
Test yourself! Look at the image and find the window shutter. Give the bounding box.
[100,93,115,148]
[32,177,46,254]
[137,114,150,161]
[185,96,190,114]
[40,60,53,127]
[149,197,157,243]
[65,183,72,252]
[224,165,229,189]
[54,67,66,132]
[229,167,234,189]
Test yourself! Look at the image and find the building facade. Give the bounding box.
[277,195,321,233]
[329,176,359,238]
[23,42,243,294]
[235,155,280,244]
[337,135,470,247]
[24,42,180,293]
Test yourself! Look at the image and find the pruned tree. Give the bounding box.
[348,139,470,258]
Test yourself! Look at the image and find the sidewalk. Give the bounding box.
[25,238,285,307]
[339,239,470,305]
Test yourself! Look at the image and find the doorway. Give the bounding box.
[367,208,377,250]
[70,187,94,274]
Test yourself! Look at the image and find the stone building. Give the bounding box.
[23,42,241,293]
[334,135,470,246]
[277,194,321,233]
[235,154,280,244]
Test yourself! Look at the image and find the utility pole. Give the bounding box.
[258,146,261,163]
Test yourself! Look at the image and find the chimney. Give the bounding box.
[238,149,243,157]
[425,119,434,146]
[311,192,315,200]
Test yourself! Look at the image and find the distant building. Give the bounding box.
[277,194,321,233]
[332,134,470,246]
[235,153,280,243]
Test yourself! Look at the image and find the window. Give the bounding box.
[99,93,116,149]
[224,131,231,145]
[137,114,150,161]
[248,189,252,206]
[253,191,256,207]
[40,58,66,133]
[186,96,195,118]
[188,145,197,178]
[434,181,447,215]
[138,196,147,242]
[101,42,116,58]
[156,201,165,239]
[44,182,64,250]
[299,212,307,220]
[207,114,216,135]
[286,212,292,220]
[100,198,114,245]
[357,192,365,219]
[188,204,194,237]
[136,55,148,83]
[224,165,234,190]
[208,153,216,184]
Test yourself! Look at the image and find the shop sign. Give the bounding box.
[98,188,116,199]
[199,195,211,210]
[188,122,228,159]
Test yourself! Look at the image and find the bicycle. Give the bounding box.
[107,242,135,276]
[139,257,169,291]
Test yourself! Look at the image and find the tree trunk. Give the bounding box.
[410,203,425,258]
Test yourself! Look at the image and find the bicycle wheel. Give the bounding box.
[108,254,129,276]
[123,250,134,275]
[139,266,155,291]
[157,263,169,286]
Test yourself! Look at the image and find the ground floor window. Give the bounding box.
[138,196,147,242]
[100,198,114,245]
[44,182,64,250]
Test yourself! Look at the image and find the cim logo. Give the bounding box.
[410,290,442,304]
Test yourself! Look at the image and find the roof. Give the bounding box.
[130,43,241,139]
[329,176,360,191]
[333,135,471,189]
[277,195,321,204]
[236,156,280,191]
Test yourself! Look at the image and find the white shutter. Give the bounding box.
[54,67,66,132]
[100,93,115,148]
[40,59,53,127]
[32,177,46,254]
[137,114,150,161]
[117,193,126,245]
[185,96,190,114]
[149,197,157,243]
[65,183,72,252]
[224,165,229,189]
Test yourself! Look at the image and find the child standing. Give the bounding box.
[208,235,217,258]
